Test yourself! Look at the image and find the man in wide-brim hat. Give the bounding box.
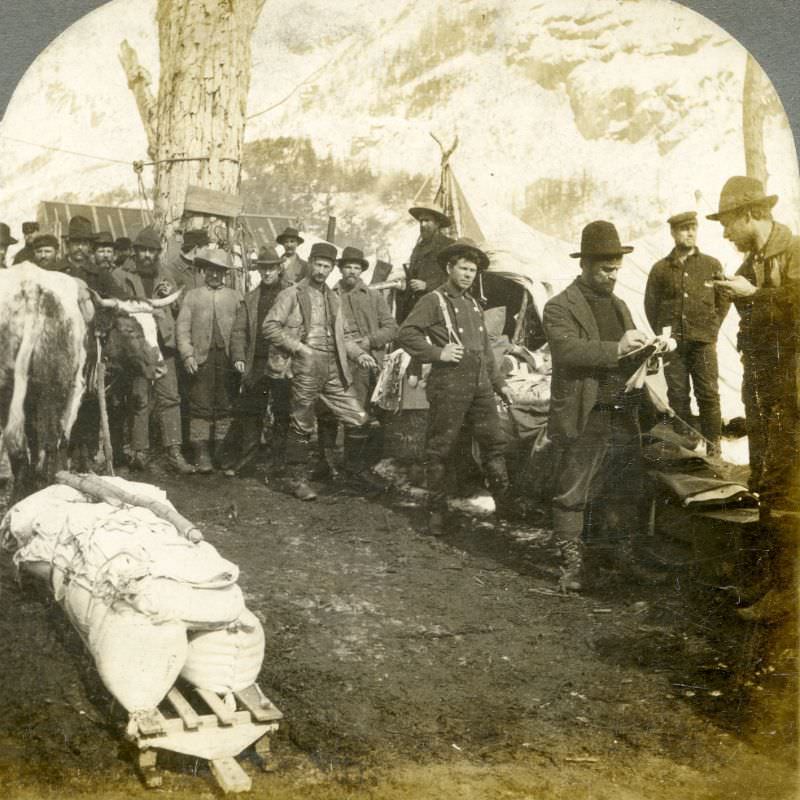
[221,244,292,478]
[276,226,307,284]
[176,248,242,474]
[644,211,729,456]
[398,203,455,322]
[0,222,17,267]
[315,245,399,480]
[544,220,654,594]
[708,175,800,622]
[60,215,96,274]
[398,237,514,534]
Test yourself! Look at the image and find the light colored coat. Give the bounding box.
[176,285,242,366]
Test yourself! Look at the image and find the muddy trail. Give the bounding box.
[0,465,796,799]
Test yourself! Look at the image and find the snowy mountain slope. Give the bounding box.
[0,0,797,249]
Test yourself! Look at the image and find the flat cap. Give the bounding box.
[667,211,697,228]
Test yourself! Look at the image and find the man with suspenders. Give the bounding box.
[398,238,515,534]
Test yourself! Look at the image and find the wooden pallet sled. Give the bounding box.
[128,682,283,794]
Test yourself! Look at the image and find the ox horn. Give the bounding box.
[148,288,184,308]
[95,297,121,309]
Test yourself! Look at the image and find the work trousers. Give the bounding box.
[130,355,182,451]
[424,351,508,506]
[551,406,642,544]
[741,351,800,510]
[663,341,721,444]
[222,357,290,471]
[285,349,366,472]
[317,360,375,459]
[187,347,238,421]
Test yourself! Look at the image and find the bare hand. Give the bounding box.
[617,330,649,357]
[409,279,427,292]
[440,343,464,363]
[714,275,756,298]
[233,361,245,374]
[184,355,198,375]
[356,352,378,370]
[499,386,514,406]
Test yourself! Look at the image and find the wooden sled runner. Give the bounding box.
[127,682,283,793]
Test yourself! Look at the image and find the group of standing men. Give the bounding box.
[1,174,796,619]
[545,175,798,621]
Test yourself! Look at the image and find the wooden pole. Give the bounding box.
[326,216,337,244]
[95,346,116,477]
[55,471,203,543]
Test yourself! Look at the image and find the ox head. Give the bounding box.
[96,290,182,381]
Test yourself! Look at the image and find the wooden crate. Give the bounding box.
[129,682,282,794]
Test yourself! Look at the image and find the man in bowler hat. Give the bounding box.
[276,226,307,284]
[12,221,39,265]
[644,211,729,455]
[398,238,514,534]
[264,241,368,500]
[397,203,455,322]
[544,221,652,593]
[709,176,800,622]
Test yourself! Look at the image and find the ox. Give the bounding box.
[0,265,91,498]
[0,264,181,497]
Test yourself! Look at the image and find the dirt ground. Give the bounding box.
[0,460,797,799]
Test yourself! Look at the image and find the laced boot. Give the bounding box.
[166,444,196,475]
[557,539,583,594]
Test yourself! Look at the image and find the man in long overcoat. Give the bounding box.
[544,221,651,593]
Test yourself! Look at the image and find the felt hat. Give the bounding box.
[570,220,634,259]
[308,241,338,263]
[65,215,95,242]
[194,247,238,270]
[707,176,778,221]
[183,229,210,249]
[276,226,304,245]
[94,231,114,247]
[133,225,162,250]
[256,245,282,266]
[0,223,18,246]
[408,203,450,228]
[337,245,369,270]
[436,237,490,270]
[667,211,697,228]
[22,221,39,235]
[114,236,132,251]
[31,233,59,249]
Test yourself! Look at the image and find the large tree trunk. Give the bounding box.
[743,53,768,186]
[121,0,266,236]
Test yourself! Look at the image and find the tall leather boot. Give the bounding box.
[165,444,195,475]
[230,416,262,475]
[425,461,448,536]
[552,507,584,593]
[314,416,339,481]
[484,457,513,519]
[193,441,213,474]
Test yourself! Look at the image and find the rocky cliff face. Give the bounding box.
[1,0,797,253]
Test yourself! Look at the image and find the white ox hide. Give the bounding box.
[0,264,92,498]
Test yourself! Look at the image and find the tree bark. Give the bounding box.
[743,53,768,186]
[120,0,266,235]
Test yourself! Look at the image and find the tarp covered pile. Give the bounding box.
[0,477,264,718]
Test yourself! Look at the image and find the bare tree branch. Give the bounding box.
[119,39,158,160]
